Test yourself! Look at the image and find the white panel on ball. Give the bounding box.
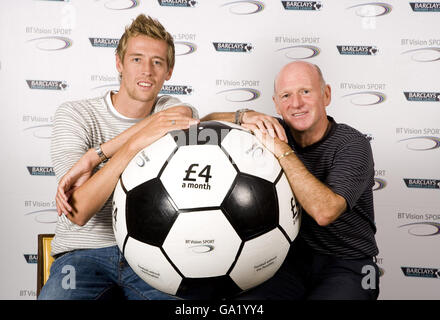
[124,237,182,296]
[121,134,177,192]
[160,145,237,209]
[112,180,127,249]
[230,228,290,291]
[276,174,301,242]
[221,129,281,183]
[162,209,242,278]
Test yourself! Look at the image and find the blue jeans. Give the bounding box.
[38,245,176,300]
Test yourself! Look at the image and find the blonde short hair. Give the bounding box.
[116,14,175,70]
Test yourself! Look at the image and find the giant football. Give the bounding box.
[112,121,301,299]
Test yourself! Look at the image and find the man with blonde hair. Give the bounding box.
[39,14,199,300]
[116,14,175,72]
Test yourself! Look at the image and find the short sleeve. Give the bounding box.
[50,103,91,183]
[326,136,374,210]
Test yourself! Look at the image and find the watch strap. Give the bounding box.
[95,145,109,164]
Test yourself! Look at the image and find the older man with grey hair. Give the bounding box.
[203,61,380,300]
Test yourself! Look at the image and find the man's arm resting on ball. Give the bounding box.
[101,105,193,159]
[201,111,287,142]
[201,112,235,123]
[62,109,198,226]
[55,106,193,217]
[81,105,193,166]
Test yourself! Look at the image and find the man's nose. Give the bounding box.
[140,61,153,76]
[289,94,303,108]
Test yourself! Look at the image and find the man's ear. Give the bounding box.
[116,54,123,74]
[324,84,331,107]
[165,67,173,81]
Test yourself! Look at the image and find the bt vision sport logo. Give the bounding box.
[26,80,68,90]
[410,2,440,12]
[401,266,440,279]
[213,42,253,53]
[404,91,440,102]
[337,45,378,55]
[403,178,440,189]
[281,1,322,10]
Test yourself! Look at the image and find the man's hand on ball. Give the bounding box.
[243,123,291,158]
[129,109,199,152]
[241,111,287,142]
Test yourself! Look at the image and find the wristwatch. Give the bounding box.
[234,108,253,125]
[95,145,109,164]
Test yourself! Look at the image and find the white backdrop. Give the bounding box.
[0,0,439,300]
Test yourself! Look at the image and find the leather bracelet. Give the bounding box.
[95,145,109,164]
[277,149,295,160]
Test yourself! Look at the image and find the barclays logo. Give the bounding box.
[213,42,253,53]
[398,136,440,151]
[404,91,440,102]
[27,36,72,51]
[409,2,440,12]
[161,85,193,95]
[220,1,265,15]
[89,38,119,48]
[399,222,440,236]
[282,1,322,11]
[24,254,38,264]
[27,166,55,176]
[276,45,320,59]
[337,45,378,55]
[216,88,260,102]
[347,2,392,17]
[401,266,440,279]
[401,47,440,62]
[342,91,386,106]
[26,80,68,91]
[403,178,440,189]
[158,0,197,7]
